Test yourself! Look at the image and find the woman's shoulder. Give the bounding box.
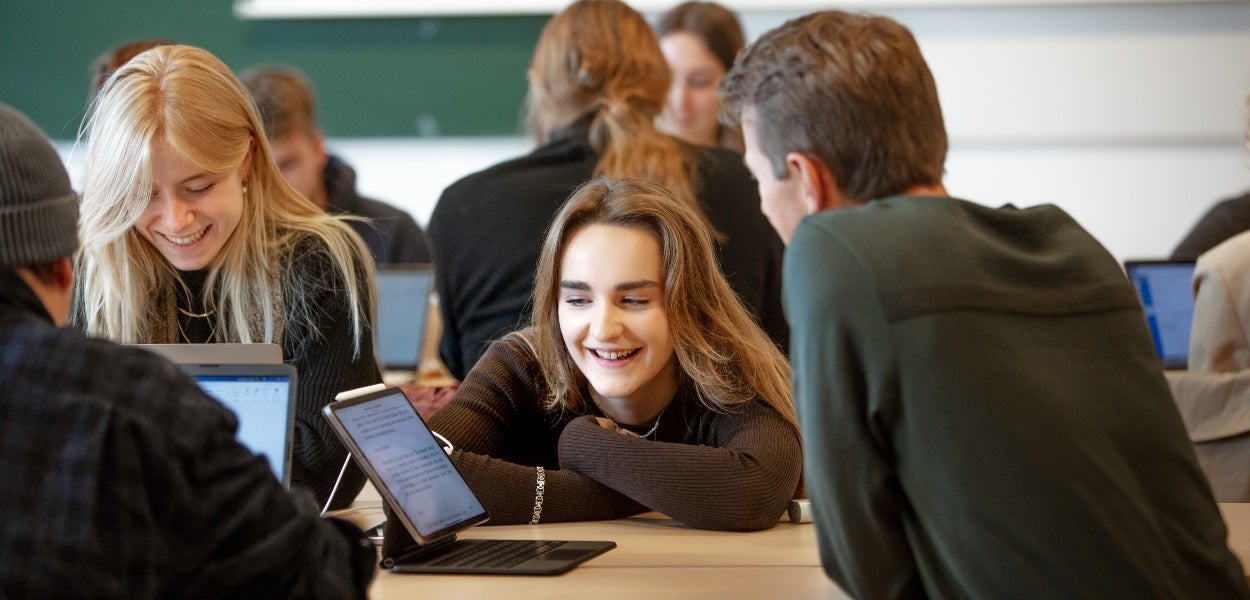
[682,390,786,424]
[278,227,363,270]
[482,330,543,373]
[278,231,334,276]
[484,330,554,384]
[276,228,369,301]
[455,329,555,408]
[438,138,593,206]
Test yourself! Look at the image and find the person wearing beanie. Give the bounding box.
[0,102,376,597]
[73,44,380,511]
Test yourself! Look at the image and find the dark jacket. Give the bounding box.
[0,268,375,598]
[325,154,432,265]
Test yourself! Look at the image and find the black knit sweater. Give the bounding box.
[175,236,380,510]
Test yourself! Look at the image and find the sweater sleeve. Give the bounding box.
[285,241,381,510]
[427,337,646,524]
[557,404,801,532]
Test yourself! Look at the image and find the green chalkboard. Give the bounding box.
[0,0,546,139]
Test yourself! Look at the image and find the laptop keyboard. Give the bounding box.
[429,540,567,569]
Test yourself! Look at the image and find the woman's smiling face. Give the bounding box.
[558,224,678,419]
[137,137,246,271]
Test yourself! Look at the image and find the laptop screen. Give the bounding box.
[183,364,297,487]
[325,388,488,544]
[376,264,435,371]
[1125,260,1196,370]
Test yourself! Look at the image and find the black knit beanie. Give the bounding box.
[0,102,79,266]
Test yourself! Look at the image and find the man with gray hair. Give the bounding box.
[0,102,375,597]
[720,11,1250,598]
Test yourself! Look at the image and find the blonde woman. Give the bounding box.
[387,177,799,546]
[75,44,379,509]
[428,0,786,381]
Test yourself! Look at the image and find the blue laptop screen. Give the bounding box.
[193,374,293,484]
[1126,261,1196,369]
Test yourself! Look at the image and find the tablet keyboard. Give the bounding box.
[428,540,567,568]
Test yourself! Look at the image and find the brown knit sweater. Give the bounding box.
[427,333,802,532]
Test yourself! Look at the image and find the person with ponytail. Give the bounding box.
[428,0,786,381]
[74,44,379,510]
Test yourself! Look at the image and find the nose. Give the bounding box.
[154,193,195,232]
[669,82,688,112]
[589,302,624,342]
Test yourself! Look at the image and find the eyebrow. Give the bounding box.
[176,173,214,186]
[560,280,660,292]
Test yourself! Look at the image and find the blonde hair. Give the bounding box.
[526,0,700,210]
[77,44,373,352]
[530,176,795,430]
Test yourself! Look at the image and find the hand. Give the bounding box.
[399,383,458,420]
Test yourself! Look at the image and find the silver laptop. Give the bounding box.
[181,363,298,488]
[135,343,283,365]
[323,386,615,575]
[1124,259,1197,370]
[375,264,435,384]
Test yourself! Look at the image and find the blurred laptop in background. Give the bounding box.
[1125,259,1197,370]
[375,264,435,385]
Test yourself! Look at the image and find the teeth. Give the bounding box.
[594,349,637,360]
[163,227,207,246]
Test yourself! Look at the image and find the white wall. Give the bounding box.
[58,1,1250,263]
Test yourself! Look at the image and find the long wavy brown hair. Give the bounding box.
[530,176,795,430]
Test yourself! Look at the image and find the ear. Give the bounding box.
[49,257,73,291]
[240,137,255,182]
[18,257,75,326]
[312,129,329,170]
[786,152,842,215]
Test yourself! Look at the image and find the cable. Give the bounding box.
[432,430,453,455]
[320,453,354,517]
[319,430,452,517]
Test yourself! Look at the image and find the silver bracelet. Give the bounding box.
[529,466,545,525]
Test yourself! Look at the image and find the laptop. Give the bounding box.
[323,386,615,575]
[181,363,298,488]
[1124,259,1197,370]
[375,264,435,384]
[136,343,283,365]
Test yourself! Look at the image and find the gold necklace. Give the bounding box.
[176,305,216,319]
[176,313,218,343]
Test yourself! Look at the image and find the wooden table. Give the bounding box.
[330,486,846,599]
[1220,503,1250,579]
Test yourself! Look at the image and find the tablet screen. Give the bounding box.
[325,389,487,542]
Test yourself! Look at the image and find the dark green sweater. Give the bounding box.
[786,195,1248,599]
